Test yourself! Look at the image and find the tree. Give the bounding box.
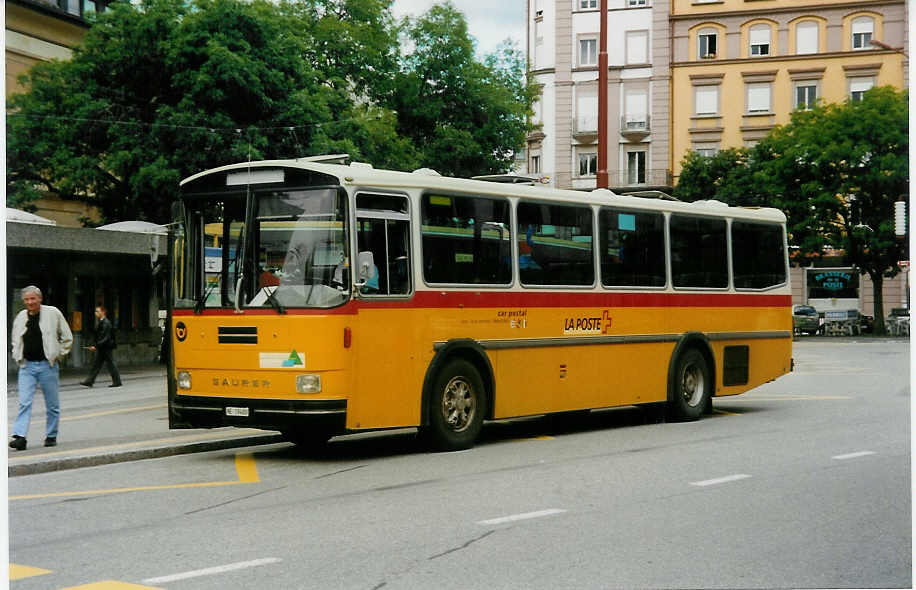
[672,148,760,205]
[675,87,909,334]
[6,0,405,223]
[390,2,535,177]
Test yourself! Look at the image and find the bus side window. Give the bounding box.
[355,193,412,296]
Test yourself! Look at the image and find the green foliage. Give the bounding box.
[391,2,534,177]
[7,0,533,223]
[673,148,762,205]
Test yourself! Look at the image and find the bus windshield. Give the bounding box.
[175,187,349,310]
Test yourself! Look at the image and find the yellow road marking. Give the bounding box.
[62,404,165,421]
[61,582,163,589]
[9,563,52,580]
[9,453,258,501]
[712,409,741,416]
[7,430,268,463]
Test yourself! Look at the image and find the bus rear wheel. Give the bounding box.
[423,359,486,451]
[667,348,711,422]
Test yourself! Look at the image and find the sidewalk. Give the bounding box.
[6,363,283,477]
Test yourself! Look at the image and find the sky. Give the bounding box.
[390,0,525,57]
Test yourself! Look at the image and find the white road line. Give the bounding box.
[478,508,567,525]
[142,557,282,585]
[832,451,876,460]
[690,474,752,487]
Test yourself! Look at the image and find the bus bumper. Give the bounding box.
[170,395,347,433]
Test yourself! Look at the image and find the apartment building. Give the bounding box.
[670,0,907,179]
[527,0,671,191]
[6,0,111,225]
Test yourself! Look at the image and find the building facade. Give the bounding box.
[527,0,671,192]
[6,0,110,226]
[670,0,907,179]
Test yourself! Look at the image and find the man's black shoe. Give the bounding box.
[80,381,93,387]
[109,383,122,388]
[44,437,57,447]
[9,436,26,451]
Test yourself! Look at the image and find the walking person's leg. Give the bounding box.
[104,350,122,387]
[11,362,38,448]
[81,350,103,387]
[36,361,60,443]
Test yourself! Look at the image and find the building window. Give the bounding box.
[849,77,874,101]
[580,0,597,9]
[626,31,648,64]
[579,39,598,66]
[530,155,541,174]
[698,29,717,59]
[576,87,598,132]
[795,84,817,110]
[747,83,771,113]
[628,0,647,6]
[626,151,646,184]
[82,0,107,15]
[694,147,718,157]
[695,85,719,115]
[579,152,598,176]
[535,0,543,18]
[624,89,648,129]
[796,20,819,54]
[852,17,874,50]
[749,25,770,56]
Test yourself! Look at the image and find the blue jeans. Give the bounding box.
[13,360,60,439]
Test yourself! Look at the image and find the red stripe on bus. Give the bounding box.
[173,291,791,316]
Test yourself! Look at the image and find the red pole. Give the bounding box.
[597,0,609,188]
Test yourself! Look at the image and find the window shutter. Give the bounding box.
[796,21,818,54]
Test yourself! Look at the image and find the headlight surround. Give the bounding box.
[177,371,191,389]
[296,374,322,394]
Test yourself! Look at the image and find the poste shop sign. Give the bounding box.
[811,271,853,292]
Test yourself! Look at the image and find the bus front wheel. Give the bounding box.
[423,359,486,451]
[667,348,711,422]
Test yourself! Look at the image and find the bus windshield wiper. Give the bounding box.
[194,281,217,314]
[264,286,286,314]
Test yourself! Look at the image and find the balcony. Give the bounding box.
[573,115,598,143]
[620,114,650,141]
[571,168,672,191]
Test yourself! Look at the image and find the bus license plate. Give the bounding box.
[225,407,250,417]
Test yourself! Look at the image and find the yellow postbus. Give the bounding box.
[168,157,792,450]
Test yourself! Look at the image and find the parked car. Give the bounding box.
[793,304,821,335]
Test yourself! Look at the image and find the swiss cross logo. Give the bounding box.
[602,310,612,334]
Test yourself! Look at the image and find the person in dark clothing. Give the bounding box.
[80,306,122,388]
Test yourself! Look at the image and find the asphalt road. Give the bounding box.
[8,339,911,589]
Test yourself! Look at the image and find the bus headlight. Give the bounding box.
[177,371,192,389]
[296,374,322,394]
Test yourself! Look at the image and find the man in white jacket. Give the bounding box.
[9,285,73,450]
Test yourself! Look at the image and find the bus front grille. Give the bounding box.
[218,326,258,344]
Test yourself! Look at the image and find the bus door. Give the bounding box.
[350,193,420,428]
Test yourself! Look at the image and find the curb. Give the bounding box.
[8,433,285,477]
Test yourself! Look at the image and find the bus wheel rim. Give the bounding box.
[681,363,704,407]
[442,376,475,432]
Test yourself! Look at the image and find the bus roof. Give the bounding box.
[180,158,787,223]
